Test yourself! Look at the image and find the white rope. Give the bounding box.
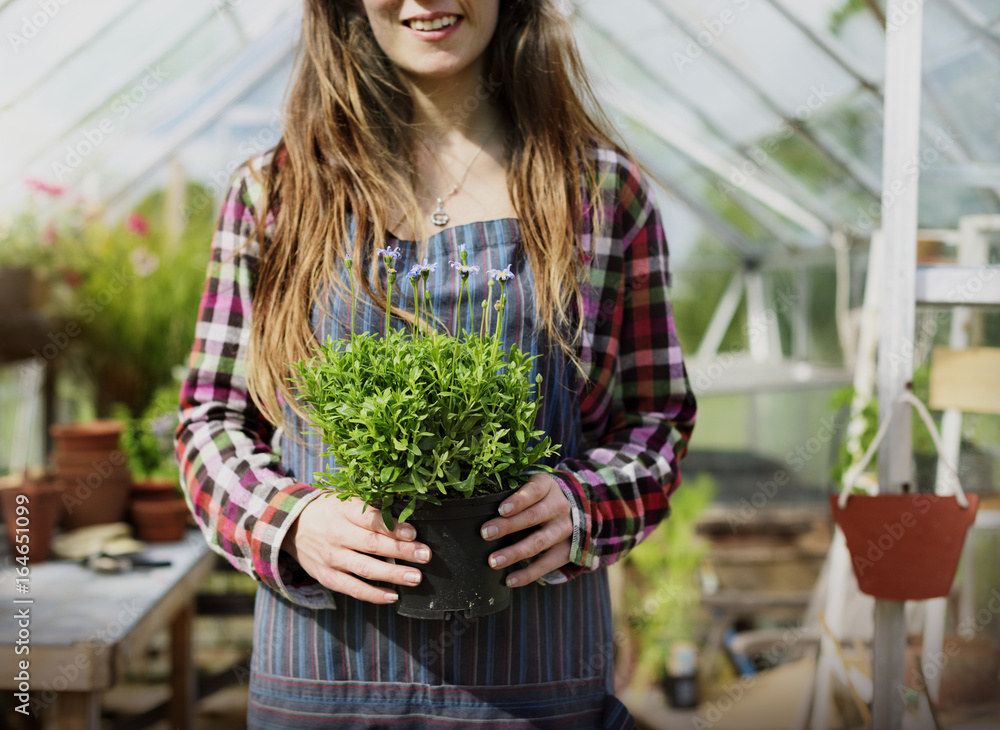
[837,390,970,510]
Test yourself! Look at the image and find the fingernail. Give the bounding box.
[481,525,497,539]
[398,525,416,540]
[489,554,507,569]
[404,571,421,585]
[499,502,513,516]
[384,592,399,602]
[506,575,518,587]
[414,548,430,563]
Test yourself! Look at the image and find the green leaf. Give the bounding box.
[381,505,395,531]
[398,497,417,523]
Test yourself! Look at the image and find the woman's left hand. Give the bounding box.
[480,473,573,586]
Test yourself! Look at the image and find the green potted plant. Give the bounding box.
[116,386,190,542]
[620,473,715,707]
[291,247,558,619]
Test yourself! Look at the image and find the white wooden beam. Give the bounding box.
[872,1,925,727]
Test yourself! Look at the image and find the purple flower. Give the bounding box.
[488,264,515,282]
[416,259,438,275]
[376,246,401,262]
[406,265,421,281]
[449,261,480,278]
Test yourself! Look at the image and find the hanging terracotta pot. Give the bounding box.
[830,494,979,601]
[50,420,131,530]
[832,391,980,601]
[0,471,66,563]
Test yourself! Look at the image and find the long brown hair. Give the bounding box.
[246,0,626,424]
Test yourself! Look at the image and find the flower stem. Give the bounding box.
[346,258,356,341]
[424,277,435,324]
[412,281,421,336]
[385,270,396,335]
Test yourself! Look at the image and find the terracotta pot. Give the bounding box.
[50,420,124,453]
[830,494,979,601]
[0,473,66,563]
[50,420,132,529]
[130,499,189,543]
[60,474,131,531]
[131,477,181,503]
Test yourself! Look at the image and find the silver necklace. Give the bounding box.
[426,122,500,227]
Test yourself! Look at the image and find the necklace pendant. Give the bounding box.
[431,197,449,227]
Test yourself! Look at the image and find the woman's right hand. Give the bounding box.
[281,495,431,604]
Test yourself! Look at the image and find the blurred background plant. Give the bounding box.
[0,179,90,313]
[829,364,938,488]
[113,382,184,481]
[62,175,215,417]
[619,472,716,686]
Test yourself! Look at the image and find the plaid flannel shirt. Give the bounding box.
[175,146,696,606]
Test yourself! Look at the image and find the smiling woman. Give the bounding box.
[364,1,497,78]
[174,0,696,728]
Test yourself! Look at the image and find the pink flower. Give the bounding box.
[125,212,150,236]
[25,179,66,196]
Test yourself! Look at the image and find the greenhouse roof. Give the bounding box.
[2,0,999,265]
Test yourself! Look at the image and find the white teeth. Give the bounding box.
[409,15,458,31]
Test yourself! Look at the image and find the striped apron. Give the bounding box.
[249,219,635,729]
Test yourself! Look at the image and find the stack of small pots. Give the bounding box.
[130,477,189,542]
[50,420,131,530]
[0,469,66,562]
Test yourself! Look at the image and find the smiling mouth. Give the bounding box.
[403,15,461,32]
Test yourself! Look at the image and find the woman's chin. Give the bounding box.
[401,56,480,84]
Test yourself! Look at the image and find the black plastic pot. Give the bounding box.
[392,488,518,620]
[663,673,699,709]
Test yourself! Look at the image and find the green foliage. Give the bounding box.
[67,183,215,416]
[829,0,871,36]
[830,366,937,485]
[622,473,716,682]
[829,385,878,486]
[113,382,183,480]
[0,182,85,282]
[291,264,559,528]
